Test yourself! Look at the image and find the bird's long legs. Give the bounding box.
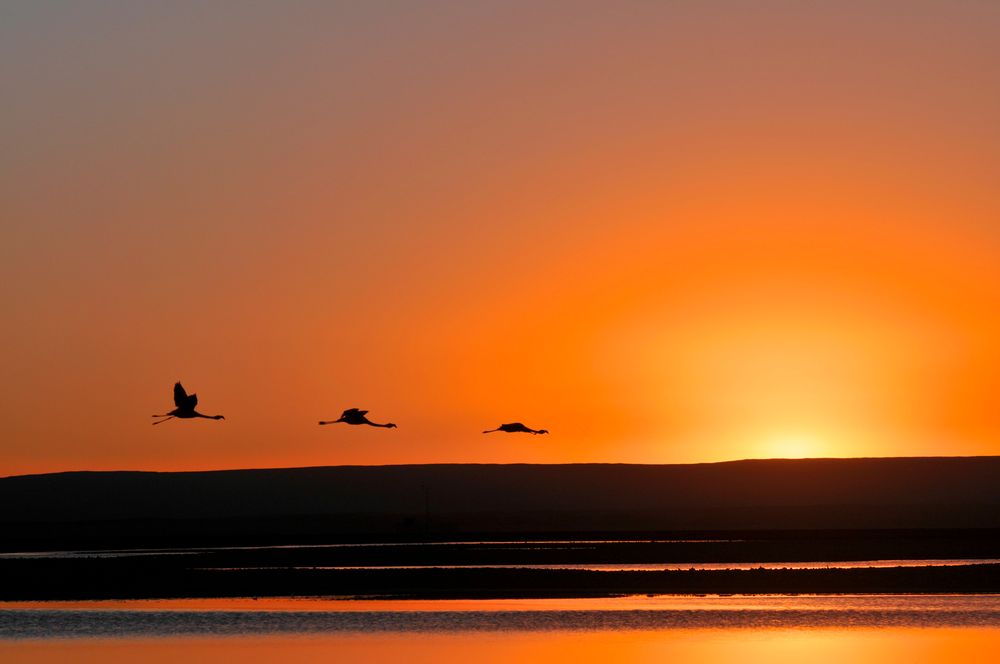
[152,416,174,425]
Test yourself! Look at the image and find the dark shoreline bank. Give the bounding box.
[3,529,1000,601]
[5,527,1000,559]
[2,564,999,601]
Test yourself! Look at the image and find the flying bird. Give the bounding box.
[319,408,397,428]
[152,382,225,425]
[482,422,548,435]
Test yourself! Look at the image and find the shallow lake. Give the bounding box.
[2,595,1000,662]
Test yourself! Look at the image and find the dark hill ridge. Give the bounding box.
[1,457,998,532]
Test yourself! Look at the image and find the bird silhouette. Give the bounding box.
[152,382,225,425]
[483,422,548,435]
[319,408,397,428]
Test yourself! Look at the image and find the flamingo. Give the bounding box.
[319,408,397,428]
[152,382,225,425]
[482,422,548,435]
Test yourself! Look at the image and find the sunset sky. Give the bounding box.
[3,1,1000,475]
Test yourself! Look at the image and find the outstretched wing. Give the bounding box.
[343,408,368,417]
[173,382,198,410]
[173,382,187,407]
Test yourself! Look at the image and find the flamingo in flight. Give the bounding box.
[152,382,225,425]
[319,408,397,428]
[483,422,548,435]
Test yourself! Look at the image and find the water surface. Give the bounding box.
[2,595,998,638]
[3,595,999,663]
[2,627,999,664]
[209,559,1000,572]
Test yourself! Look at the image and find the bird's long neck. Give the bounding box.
[194,411,224,420]
[369,421,395,428]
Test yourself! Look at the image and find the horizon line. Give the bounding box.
[4,454,998,481]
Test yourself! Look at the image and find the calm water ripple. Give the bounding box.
[3,596,999,639]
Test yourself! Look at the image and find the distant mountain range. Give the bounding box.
[2,458,998,539]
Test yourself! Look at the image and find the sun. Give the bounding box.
[757,433,829,459]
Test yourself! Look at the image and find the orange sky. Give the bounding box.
[2,2,1000,475]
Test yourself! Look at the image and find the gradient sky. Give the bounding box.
[3,1,1000,475]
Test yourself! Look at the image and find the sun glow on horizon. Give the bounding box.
[754,433,833,460]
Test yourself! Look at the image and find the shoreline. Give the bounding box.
[2,563,999,602]
[3,530,1000,601]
